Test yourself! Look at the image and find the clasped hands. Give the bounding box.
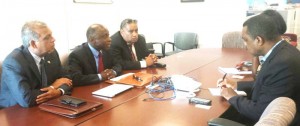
[37,78,72,104]
[145,54,158,67]
[100,69,116,80]
[217,77,238,100]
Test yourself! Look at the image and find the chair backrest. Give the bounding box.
[222,31,246,49]
[174,32,198,50]
[282,33,297,42]
[255,97,296,126]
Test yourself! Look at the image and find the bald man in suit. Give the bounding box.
[68,24,122,86]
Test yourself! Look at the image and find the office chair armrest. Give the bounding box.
[207,118,246,126]
[148,49,155,54]
[151,42,164,54]
[163,42,175,55]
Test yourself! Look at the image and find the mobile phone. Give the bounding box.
[189,97,211,105]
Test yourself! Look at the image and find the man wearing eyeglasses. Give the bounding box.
[110,18,158,70]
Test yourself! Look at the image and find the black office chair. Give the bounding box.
[208,97,296,126]
[146,42,164,58]
[163,32,198,56]
[140,34,164,58]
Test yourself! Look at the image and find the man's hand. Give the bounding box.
[145,54,158,67]
[51,78,72,89]
[100,69,117,80]
[220,87,238,100]
[36,87,61,104]
[216,78,237,89]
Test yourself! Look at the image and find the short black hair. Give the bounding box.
[243,13,281,42]
[261,9,286,34]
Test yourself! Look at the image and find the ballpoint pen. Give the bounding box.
[219,73,227,88]
[222,73,227,82]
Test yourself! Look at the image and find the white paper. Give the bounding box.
[110,73,134,81]
[218,67,252,75]
[171,75,201,92]
[195,104,211,109]
[208,88,247,96]
[92,84,133,98]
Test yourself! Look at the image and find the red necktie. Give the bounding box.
[129,45,136,61]
[98,52,104,73]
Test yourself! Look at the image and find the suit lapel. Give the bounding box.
[83,43,98,73]
[250,41,287,97]
[22,47,42,84]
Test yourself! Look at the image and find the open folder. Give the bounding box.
[106,72,162,87]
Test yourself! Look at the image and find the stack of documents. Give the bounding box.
[171,75,201,92]
[92,84,133,98]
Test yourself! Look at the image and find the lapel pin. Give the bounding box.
[47,61,51,64]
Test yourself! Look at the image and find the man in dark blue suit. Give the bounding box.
[218,10,300,126]
[110,19,158,70]
[68,24,122,86]
[0,21,72,108]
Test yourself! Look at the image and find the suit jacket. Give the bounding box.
[68,42,122,86]
[110,32,150,70]
[0,46,72,108]
[228,41,300,125]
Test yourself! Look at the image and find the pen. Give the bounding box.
[222,73,227,82]
[219,73,227,88]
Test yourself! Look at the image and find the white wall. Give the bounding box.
[0,0,248,60]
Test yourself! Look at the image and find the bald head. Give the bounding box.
[86,24,111,51]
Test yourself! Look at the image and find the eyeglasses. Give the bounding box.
[133,74,143,81]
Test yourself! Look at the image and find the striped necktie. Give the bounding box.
[128,44,136,61]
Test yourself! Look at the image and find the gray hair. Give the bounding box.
[21,21,48,47]
[120,18,137,29]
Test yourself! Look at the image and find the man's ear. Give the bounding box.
[256,36,265,46]
[30,40,37,48]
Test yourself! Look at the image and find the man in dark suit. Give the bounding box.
[0,21,72,108]
[110,18,158,70]
[68,24,122,86]
[218,10,300,126]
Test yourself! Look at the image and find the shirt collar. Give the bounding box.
[88,43,100,57]
[28,48,43,64]
[261,40,282,64]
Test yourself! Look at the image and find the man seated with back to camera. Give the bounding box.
[217,9,300,126]
[110,18,158,70]
[0,21,72,108]
[68,24,122,86]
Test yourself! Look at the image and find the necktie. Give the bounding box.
[98,52,104,73]
[40,59,47,87]
[128,45,136,61]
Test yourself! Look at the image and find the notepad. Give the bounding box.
[218,67,252,75]
[92,84,134,98]
[208,88,247,96]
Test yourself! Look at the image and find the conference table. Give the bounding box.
[0,48,253,126]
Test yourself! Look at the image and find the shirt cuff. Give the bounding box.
[140,61,147,68]
[112,70,117,76]
[98,74,103,81]
[58,88,65,95]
